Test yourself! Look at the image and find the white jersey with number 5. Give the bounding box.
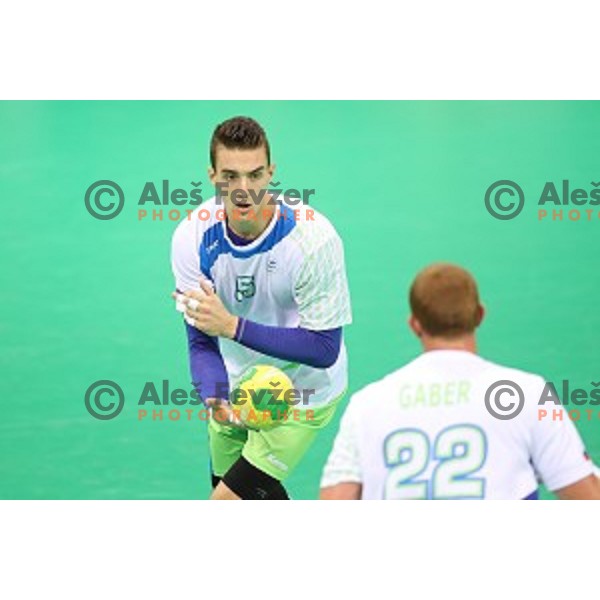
[171,196,352,407]
[321,350,593,499]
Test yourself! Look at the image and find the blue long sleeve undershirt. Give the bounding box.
[185,320,342,404]
[234,319,342,369]
[185,322,229,402]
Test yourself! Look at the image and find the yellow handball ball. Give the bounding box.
[231,365,294,430]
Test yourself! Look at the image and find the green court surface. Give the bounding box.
[1,101,599,499]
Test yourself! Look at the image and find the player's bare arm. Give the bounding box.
[319,482,362,500]
[554,474,600,500]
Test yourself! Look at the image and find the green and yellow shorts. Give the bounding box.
[208,394,344,481]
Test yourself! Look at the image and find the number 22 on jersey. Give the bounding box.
[383,425,487,499]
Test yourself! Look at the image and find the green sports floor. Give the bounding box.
[1,101,599,499]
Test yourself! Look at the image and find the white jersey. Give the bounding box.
[171,196,352,407]
[321,350,593,499]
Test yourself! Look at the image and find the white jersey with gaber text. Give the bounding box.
[321,350,593,499]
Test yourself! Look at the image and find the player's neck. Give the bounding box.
[227,202,276,241]
[421,334,477,354]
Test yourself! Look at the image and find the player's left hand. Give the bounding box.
[175,280,239,338]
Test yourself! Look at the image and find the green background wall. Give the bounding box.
[1,101,598,499]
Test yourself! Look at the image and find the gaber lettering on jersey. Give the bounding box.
[397,380,472,409]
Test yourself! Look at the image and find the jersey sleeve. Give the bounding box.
[293,226,352,330]
[528,377,594,492]
[171,218,215,320]
[320,398,362,488]
[171,218,206,292]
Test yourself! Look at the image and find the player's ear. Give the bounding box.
[408,315,422,338]
[208,166,216,185]
[475,304,485,328]
[267,163,276,180]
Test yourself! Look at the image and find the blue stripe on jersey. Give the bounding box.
[522,489,539,500]
[199,204,297,278]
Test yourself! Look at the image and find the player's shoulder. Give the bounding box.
[281,198,343,252]
[171,196,221,245]
[476,356,547,392]
[347,354,548,412]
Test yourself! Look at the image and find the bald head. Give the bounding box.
[409,263,483,339]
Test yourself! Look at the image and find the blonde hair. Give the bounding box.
[409,263,481,337]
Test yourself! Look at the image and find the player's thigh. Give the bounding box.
[208,417,248,477]
[242,400,340,481]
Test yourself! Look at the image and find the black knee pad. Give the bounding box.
[222,457,289,500]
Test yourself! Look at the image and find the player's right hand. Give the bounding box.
[206,398,245,429]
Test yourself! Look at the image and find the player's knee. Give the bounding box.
[266,481,289,500]
[221,457,289,500]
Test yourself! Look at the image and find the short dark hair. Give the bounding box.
[210,116,270,169]
[409,263,481,338]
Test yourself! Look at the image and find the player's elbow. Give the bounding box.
[310,345,341,369]
[307,330,342,368]
[303,327,342,369]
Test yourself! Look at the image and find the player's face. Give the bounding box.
[209,144,275,236]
